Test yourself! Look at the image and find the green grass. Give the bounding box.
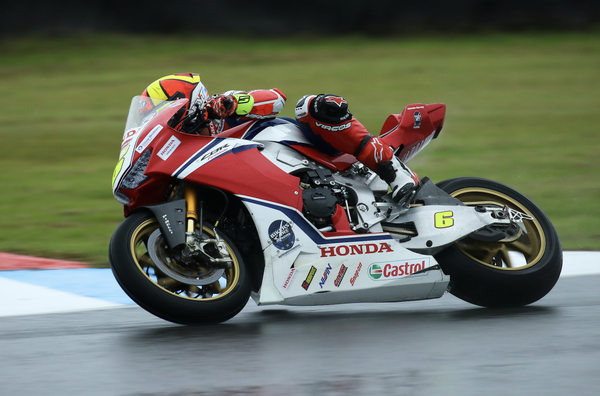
[0,32,599,266]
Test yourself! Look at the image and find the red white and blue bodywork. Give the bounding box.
[112,96,513,307]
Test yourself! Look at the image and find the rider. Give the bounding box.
[140,74,419,202]
[295,94,420,202]
[139,73,287,135]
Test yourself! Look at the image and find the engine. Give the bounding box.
[299,163,392,233]
[301,168,342,228]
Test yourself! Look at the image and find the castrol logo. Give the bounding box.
[368,259,430,280]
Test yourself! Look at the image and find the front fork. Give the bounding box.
[185,182,199,236]
[181,182,233,268]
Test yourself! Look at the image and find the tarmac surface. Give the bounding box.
[0,252,598,395]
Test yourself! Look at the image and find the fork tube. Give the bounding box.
[184,182,198,233]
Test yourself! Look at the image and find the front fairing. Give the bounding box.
[112,96,304,214]
[112,96,188,199]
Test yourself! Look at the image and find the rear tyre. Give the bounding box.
[434,177,562,307]
[109,211,251,324]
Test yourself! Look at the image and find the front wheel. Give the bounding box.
[109,211,252,324]
[434,177,562,308]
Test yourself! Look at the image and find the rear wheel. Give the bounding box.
[109,211,251,324]
[434,177,562,307]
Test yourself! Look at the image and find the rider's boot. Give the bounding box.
[377,156,420,204]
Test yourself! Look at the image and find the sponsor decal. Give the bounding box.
[413,111,422,129]
[162,214,173,235]
[319,263,332,288]
[368,259,430,281]
[200,143,232,162]
[135,125,163,153]
[371,138,384,163]
[302,266,317,290]
[350,263,362,286]
[173,139,260,179]
[282,268,297,290]
[295,108,308,118]
[158,135,181,160]
[268,220,295,251]
[324,96,347,107]
[407,106,425,110]
[369,264,383,280]
[334,264,348,287]
[314,121,352,132]
[319,242,393,258]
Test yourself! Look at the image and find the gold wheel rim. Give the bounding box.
[129,219,240,301]
[450,187,546,270]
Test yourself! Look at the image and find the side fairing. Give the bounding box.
[157,138,304,210]
[240,196,448,306]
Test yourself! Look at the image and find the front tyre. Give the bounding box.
[434,177,562,308]
[109,211,251,325]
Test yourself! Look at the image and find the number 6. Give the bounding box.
[435,211,454,228]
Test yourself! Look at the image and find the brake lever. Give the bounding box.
[181,104,209,135]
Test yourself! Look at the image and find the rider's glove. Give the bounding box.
[206,94,238,119]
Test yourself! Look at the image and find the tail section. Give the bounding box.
[379,103,446,163]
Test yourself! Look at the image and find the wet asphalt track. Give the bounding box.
[0,273,599,396]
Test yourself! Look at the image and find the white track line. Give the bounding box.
[0,277,123,317]
[0,252,597,317]
[560,251,600,277]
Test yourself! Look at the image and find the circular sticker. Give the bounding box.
[268,220,295,250]
[368,264,383,280]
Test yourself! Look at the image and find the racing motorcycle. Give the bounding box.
[109,96,562,325]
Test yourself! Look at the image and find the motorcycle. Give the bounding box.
[109,96,563,325]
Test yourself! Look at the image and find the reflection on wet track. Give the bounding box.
[1,274,599,395]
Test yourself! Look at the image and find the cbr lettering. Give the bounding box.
[201,144,231,161]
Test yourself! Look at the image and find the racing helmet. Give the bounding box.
[139,73,209,117]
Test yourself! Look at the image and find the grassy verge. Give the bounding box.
[0,32,598,266]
